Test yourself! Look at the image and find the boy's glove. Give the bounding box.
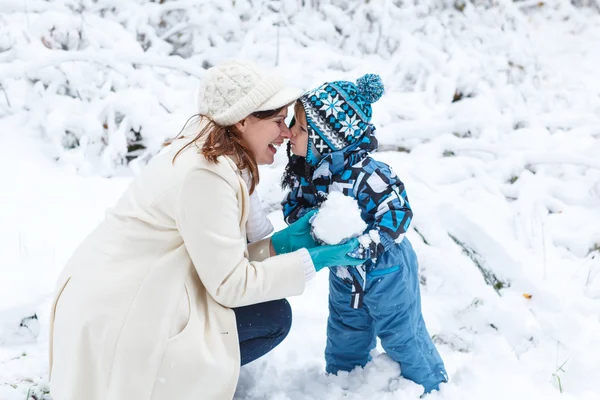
[308,238,365,272]
[271,210,318,255]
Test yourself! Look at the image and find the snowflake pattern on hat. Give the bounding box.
[300,74,383,154]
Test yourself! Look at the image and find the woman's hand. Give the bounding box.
[270,210,318,255]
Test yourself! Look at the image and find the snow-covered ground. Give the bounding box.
[1,1,600,399]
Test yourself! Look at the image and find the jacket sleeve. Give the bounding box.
[354,162,413,260]
[281,179,314,225]
[176,167,306,308]
[245,189,274,243]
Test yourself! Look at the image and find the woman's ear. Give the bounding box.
[234,118,247,133]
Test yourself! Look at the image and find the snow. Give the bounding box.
[2,0,600,399]
[311,191,367,245]
[358,234,371,248]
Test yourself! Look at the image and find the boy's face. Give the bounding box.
[290,103,309,157]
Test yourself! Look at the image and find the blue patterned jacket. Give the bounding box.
[282,128,413,265]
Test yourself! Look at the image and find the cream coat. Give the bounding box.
[49,137,307,400]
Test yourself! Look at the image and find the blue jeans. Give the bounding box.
[233,299,292,366]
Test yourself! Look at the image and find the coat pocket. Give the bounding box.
[367,265,400,278]
[152,297,204,400]
[152,291,237,400]
[168,284,192,341]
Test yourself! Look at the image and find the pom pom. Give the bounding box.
[356,74,384,104]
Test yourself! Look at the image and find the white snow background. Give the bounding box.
[1,0,600,399]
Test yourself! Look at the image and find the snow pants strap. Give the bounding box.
[350,275,364,309]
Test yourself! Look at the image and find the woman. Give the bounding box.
[48,60,362,400]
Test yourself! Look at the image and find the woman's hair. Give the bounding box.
[165,107,284,195]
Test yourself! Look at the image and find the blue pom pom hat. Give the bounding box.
[298,74,384,156]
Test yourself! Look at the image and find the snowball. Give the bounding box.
[311,191,367,245]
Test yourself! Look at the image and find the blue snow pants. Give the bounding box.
[325,238,448,393]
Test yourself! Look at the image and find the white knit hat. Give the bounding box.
[198,60,303,126]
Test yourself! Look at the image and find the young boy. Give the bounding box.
[281,74,448,394]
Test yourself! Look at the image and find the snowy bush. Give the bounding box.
[1,0,599,175]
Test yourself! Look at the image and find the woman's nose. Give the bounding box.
[279,124,292,138]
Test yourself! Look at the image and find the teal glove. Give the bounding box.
[308,238,365,272]
[271,210,318,255]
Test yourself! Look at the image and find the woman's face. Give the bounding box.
[290,104,309,157]
[236,107,291,165]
